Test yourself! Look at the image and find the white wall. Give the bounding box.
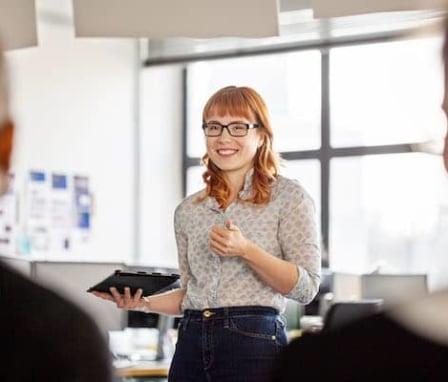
[139,65,184,268]
[4,0,137,262]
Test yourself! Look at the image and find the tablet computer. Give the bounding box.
[87,270,180,296]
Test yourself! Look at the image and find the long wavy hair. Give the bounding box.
[197,86,281,209]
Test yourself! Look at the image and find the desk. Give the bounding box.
[300,315,323,334]
[110,327,175,380]
[116,359,170,381]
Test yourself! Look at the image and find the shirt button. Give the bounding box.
[203,310,215,318]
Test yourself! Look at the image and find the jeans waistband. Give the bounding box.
[183,306,279,320]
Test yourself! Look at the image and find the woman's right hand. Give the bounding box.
[90,286,148,311]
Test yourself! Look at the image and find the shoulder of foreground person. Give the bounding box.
[271,311,448,381]
[0,262,114,381]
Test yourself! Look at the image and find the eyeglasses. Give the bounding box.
[202,122,260,137]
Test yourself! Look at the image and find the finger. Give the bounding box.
[109,287,122,301]
[109,287,125,308]
[210,238,228,256]
[124,287,132,305]
[210,238,228,255]
[127,288,143,308]
[133,288,143,303]
[210,230,228,247]
[225,218,238,231]
[210,225,227,236]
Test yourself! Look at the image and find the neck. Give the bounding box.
[224,168,250,200]
[210,164,254,209]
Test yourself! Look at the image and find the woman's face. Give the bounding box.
[205,113,263,178]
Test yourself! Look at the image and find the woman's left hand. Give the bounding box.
[209,219,249,258]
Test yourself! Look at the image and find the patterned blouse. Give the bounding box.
[174,170,321,313]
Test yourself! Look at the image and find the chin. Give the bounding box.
[216,165,235,172]
[212,158,235,170]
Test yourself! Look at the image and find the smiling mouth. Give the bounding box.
[217,149,238,156]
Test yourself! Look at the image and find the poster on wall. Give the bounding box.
[25,170,50,254]
[49,173,73,254]
[72,175,92,256]
[11,170,94,258]
[74,175,91,230]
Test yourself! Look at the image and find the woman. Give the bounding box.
[93,86,321,381]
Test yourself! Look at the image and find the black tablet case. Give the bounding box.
[87,270,180,296]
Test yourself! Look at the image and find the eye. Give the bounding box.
[231,124,247,131]
[207,123,221,131]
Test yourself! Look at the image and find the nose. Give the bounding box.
[218,126,233,140]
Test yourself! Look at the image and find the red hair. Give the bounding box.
[0,120,13,172]
[197,86,280,209]
[0,39,13,173]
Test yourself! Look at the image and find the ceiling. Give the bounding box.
[144,1,445,64]
[2,0,445,57]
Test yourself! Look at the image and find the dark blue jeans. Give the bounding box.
[168,306,287,382]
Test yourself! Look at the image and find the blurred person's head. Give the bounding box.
[443,17,448,172]
[0,39,14,195]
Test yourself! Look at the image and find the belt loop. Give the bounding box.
[180,311,190,333]
[224,306,230,328]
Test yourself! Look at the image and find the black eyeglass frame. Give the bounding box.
[202,122,261,137]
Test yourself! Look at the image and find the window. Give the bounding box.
[331,38,444,147]
[186,51,321,157]
[330,153,448,277]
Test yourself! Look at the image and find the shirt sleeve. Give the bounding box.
[174,202,191,289]
[278,184,321,304]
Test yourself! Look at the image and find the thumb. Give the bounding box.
[225,218,235,230]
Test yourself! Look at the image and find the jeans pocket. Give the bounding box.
[228,315,278,341]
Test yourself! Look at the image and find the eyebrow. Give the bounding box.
[206,119,248,124]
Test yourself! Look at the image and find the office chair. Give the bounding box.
[322,300,383,332]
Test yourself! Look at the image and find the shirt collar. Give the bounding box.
[203,167,255,210]
[238,168,254,199]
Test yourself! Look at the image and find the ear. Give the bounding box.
[0,120,14,173]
